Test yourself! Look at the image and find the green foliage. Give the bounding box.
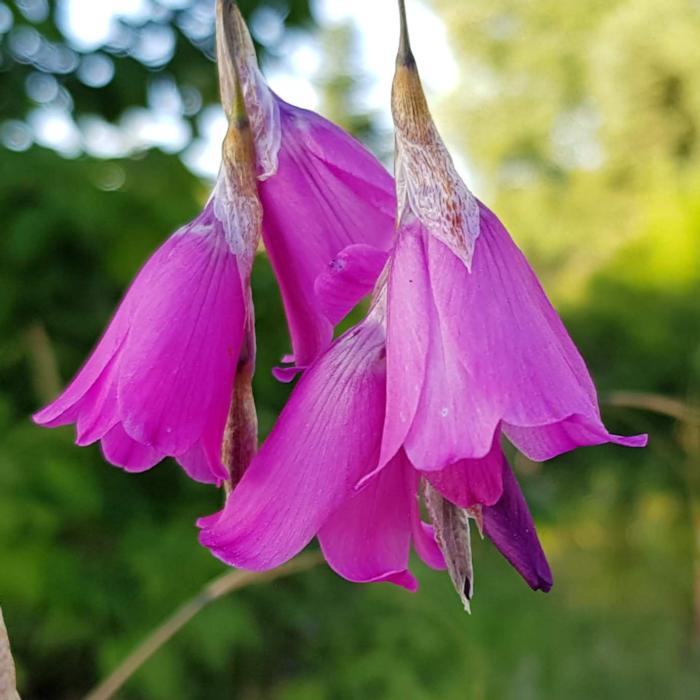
[1,1,699,699]
[0,0,313,135]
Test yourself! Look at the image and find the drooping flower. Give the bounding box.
[34,3,397,483]
[378,5,647,476]
[216,0,396,373]
[34,76,262,485]
[199,303,551,595]
[200,2,646,599]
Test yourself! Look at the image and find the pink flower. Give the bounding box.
[376,210,648,474]
[34,73,262,484]
[199,6,646,596]
[33,4,398,482]
[217,1,395,373]
[199,310,552,594]
[374,19,648,475]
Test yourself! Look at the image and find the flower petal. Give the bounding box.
[422,434,504,508]
[74,353,121,446]
[33,277,136,428]
[199,318,387,571]
[400,202,644,462]
[118,225,245,459]
[314,244,389,325]
[391,222,496,468]
[482,456,553,592]
[319,450,418,591]
[101,423,163,473]
[504,414,648,462]
[34,206,247,484]
[177,417,229,485]
[259,98,395,369]
[380,219,432,467]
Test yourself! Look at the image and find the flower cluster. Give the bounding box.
[34,0,646,607]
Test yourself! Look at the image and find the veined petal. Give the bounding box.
[32,273,138,428]
[427,202,597,424]
[482,455,553,592]
[199,318,387,571]
[259,98,395,369]
[74,352,121,446]
[35,202,248,484]
[380,219,431,468]
[177,414,230,485]
[504,414,648,462]
[405,202,645,462]
[118,220,245,459]
[319,450,418,591]
[389,221,497,468]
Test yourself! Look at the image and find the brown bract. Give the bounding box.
[424,483,474,612]
[222,116,258,202]
[390,14,481,268]
[216,0,256,119]
[216,0,280,179]
[221,326,258,491]
[391,62,434,146]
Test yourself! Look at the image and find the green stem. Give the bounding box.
[83,552,324,700]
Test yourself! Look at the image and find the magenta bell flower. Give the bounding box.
[217,1,395,374]
[199,4,646,594]
[198,308,551,592]
[33,4,396,482]
[34,106,261,484]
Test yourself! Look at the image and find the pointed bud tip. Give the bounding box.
[392,0,434,139]
[396,0,416,68]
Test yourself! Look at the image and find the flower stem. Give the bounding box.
[605,391,700,424]
[83,552,324,700]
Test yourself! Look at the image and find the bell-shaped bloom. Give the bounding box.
[200,7,646,596]
[216,1,395,372]
[377,212,648,472]
[34,4,397,483]
[34,102,262,484]
[376,26,647,474]
[199,303,552,591]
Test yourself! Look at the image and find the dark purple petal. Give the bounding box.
[483,456,553,592]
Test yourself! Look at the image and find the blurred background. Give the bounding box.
[1,0,699,698]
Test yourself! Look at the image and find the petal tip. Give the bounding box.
[613,432,648,449]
